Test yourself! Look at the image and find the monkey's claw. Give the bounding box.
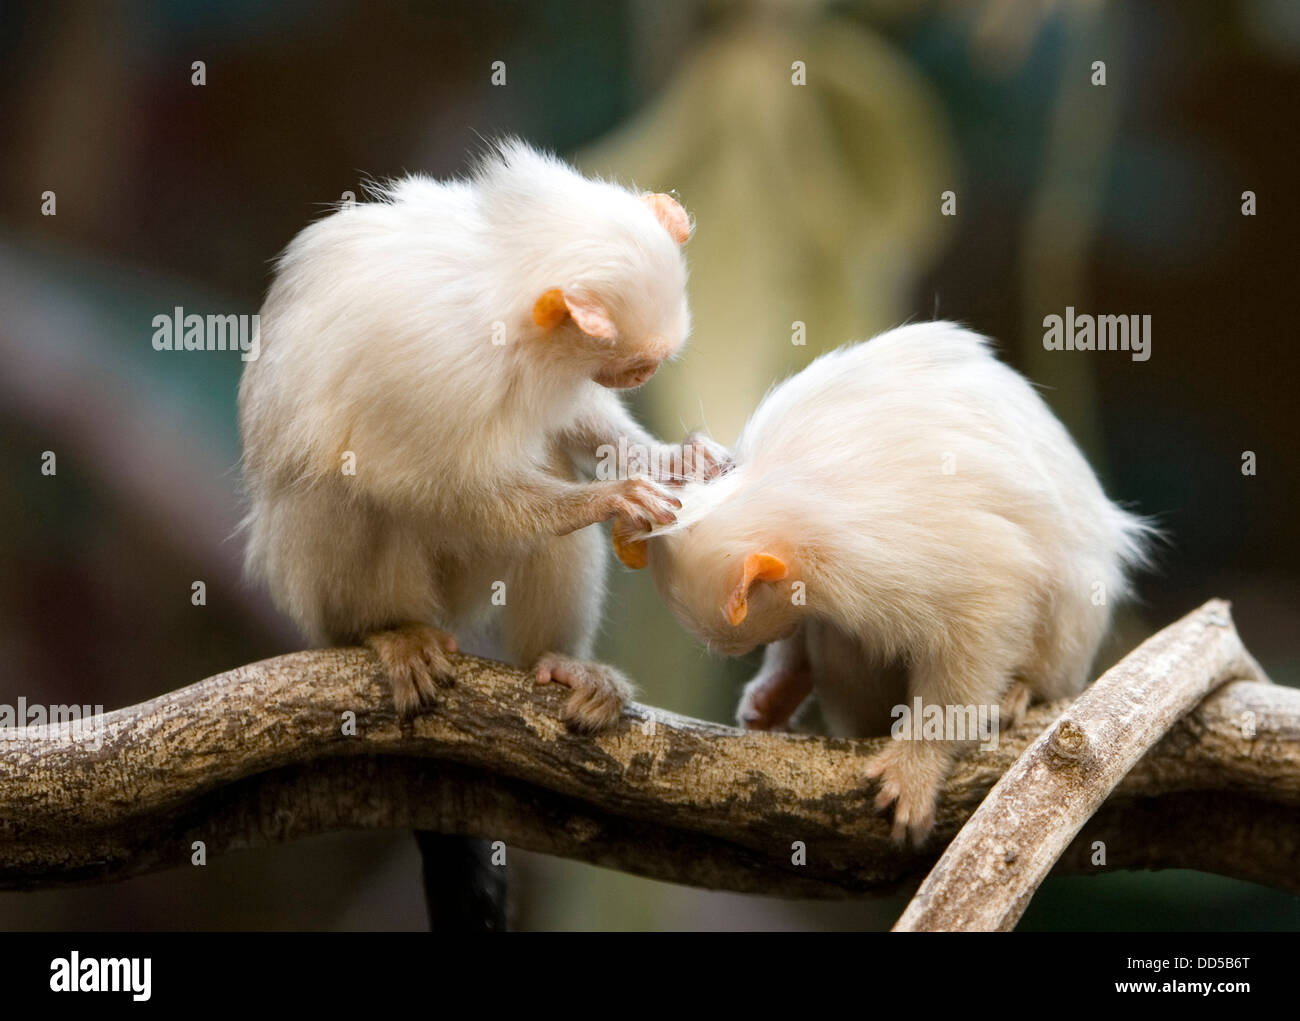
[365,623,459,716]
[535,652,634,733]
[679,432,733,484]
[864,741,942,847]
[611,478,681,530]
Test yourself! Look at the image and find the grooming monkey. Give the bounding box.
[240,140,720,729]
[617,322,1152,842]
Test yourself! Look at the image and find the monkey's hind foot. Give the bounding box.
[365,623,459,716]
[534,653,634,733]
[999,681,1032,731]
[864,740,947,847]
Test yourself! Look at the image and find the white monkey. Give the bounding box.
[240,140,720,730]
[620,322,1153,842]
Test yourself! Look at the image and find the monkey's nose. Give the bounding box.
[595,359,661,389]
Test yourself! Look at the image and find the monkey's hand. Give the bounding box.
[656,432,733,486]
[364,623,459,716]
[605,478,679,568]
[737,665,812,731]
[534,653,635,732]
[605,477,681,529]
[864,739,951,847]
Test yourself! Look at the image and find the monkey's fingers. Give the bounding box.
[682,432,734,483]
[615,478,681,529]
[562,684,624,733]
[864,743,940,847]
[533,653,634,732]
[365,624,460,716]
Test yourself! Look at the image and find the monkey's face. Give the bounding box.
[529,192,692,389]
[646,522,800,658]
[589,299,688,388]
[592,356,666,390]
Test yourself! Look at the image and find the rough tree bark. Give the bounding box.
[894,598,1272,930]
[0,601,1293,923]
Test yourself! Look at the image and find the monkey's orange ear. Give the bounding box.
[532,289,617,340]
[724,552,788,626]
[641,192,691,244]
[611,519,648,569]
[531,288,569,329]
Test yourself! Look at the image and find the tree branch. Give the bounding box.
[1,600,1293,907]
[894,598,1272,930]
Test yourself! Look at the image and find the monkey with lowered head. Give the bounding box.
[616,322,1153,843]
[240,140,721,730]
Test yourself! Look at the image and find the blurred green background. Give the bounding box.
[1,0,1297,930]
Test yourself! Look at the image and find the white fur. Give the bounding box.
[643,322,1153,839]
[240,140,691,726]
